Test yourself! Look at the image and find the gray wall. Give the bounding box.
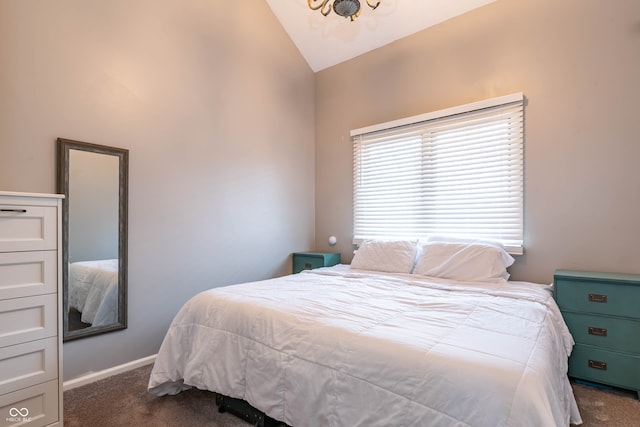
[314,0,640,283]
[0,0,315,379]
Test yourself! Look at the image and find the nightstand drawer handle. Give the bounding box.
[588,360,607,370]
[588,293,608,303]
[588,327,607,336]
[0,208,27,213]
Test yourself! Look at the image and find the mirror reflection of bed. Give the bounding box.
[67,148,119,333]
[68,259,119,331]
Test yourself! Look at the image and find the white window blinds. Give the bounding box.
[352,93,524,254]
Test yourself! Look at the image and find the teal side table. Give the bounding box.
[292,252,341,274]
[554,269,640,399]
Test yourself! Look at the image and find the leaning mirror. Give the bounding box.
[57,138,128,341]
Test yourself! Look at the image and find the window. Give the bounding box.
[352,93,524,254]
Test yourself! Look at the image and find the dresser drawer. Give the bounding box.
[569,344,640,392]
[555,277,640,319]
[0,337,58,396]
[0,379,59,427]
[562,312,640,354]
[0,251,57,300]
[0,205,57,253]
[293,255,326,273]
[0,294,57,348]
[293,252,341,274]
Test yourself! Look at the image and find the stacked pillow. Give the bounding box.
[351,236,515,282]
[350,239,418,274]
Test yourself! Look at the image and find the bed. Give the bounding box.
[148,238,583,426]
[68,259,119,327]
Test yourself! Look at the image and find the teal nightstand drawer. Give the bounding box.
[562,312,640,354]
[292,252,341,274]
[569,344,640,392]
[555,271,640,319]
[554,269,640,397]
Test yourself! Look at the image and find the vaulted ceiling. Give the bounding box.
[265,0,496,72]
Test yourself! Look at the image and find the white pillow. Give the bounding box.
[350,239,418,274]
[413,241,514,282]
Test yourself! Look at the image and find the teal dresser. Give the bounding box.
[292,252,341,274]
[554,269,640,398]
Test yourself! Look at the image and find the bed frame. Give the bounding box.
[215,393,285,427]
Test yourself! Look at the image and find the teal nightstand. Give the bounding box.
[554,269,640,398]
[292,252,341,274]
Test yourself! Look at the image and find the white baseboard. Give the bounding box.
[63,354,157,391]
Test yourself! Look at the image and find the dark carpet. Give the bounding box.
[64,364,640,426]
[64,364,245,427]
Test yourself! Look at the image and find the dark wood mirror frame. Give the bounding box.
[57,138,129,341]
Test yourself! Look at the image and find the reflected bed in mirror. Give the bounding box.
[57,138,128,341]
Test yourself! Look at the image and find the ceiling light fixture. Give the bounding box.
[308,0,381,22]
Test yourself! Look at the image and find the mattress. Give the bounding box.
[148,265,582,426]
[68,259,119,327]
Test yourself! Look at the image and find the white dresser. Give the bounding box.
[0,192,63,427]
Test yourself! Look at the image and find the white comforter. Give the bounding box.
[148,265,582,427]
[68,259,119,327]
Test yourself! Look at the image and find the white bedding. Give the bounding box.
[148,265,582,427]
[68,259,118,327]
